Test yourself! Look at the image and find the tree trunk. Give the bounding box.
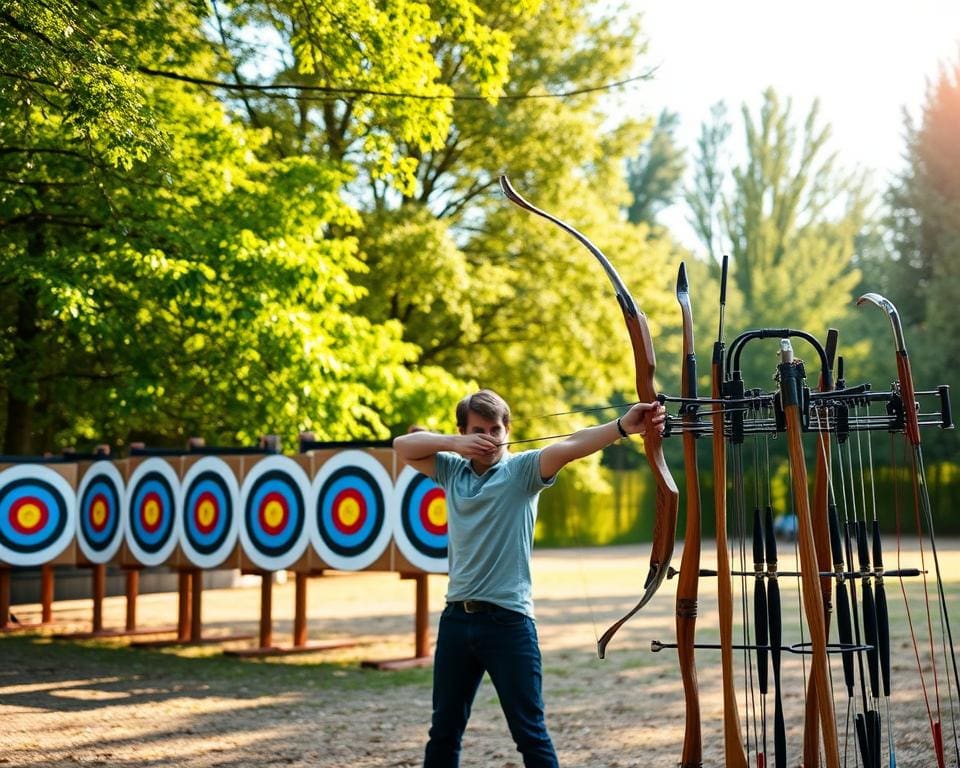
[3,229,42,455]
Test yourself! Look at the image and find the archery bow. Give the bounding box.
[804,328,839,768]
[498,175,680,659]
[858,291,960,766]
[675,262,703,767]
[711,255,748,767]
[778,338,841,768]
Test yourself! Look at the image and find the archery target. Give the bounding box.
[176,457,240,569]
[76,461,124,563]
[0,465,76,567]
[239,455,310,571]
[310,450,393,571]
[391,465,448,573]
[124,458,179,566]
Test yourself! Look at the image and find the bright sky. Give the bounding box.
[619,0,960,237]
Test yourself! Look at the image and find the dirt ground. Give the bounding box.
[3,541,960,767]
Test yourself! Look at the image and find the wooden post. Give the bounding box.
[226,569,351,658]
[361,572,433,670]
[293,572,308,647]
[415,573,429,658]
[259,573,272,649]
[0,568,9,630]
[190,569,203,642]
[125,569,139,631]
[92,564,106,633]
[40,565,54,623]
[177,571,191,641]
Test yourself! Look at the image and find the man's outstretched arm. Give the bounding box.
[538,401,665,480]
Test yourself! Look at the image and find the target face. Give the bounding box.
[76,461,124,563]
[310,450,393,571]
[239,455,310,571]
[0,465,76,567]
[176,457,240,569]
[391,465,449,573]
[124,458,179,566]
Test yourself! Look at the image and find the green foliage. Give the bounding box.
[884,58,960,450]
[685,89,871,388]
[223,0,518,192]
[0,0,479,451]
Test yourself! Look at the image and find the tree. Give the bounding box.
[0,0,470,452]
[883,59,960,457]
[212,0,681,444]
[685,88,870,387]
[626,109,686,227]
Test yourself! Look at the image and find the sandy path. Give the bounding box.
[2,540,959,767]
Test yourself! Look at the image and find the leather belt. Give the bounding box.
[449,600,497,614]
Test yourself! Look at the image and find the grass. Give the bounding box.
[0,632,433,693]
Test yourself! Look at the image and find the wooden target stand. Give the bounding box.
[0,563,58,633]
[49,448,176,640]
[227,438,392,659]
[125,440,264,649]
[360,570,433,670]
[361,447,439,670]
[0,456,77,633]
[224,566,357,658]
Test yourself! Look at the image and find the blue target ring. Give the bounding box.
[0,464,75,567]
[184,471,231,555]
[177,457,239,569]
[239,455,311,571]
[244,470,305,557]
[400,473,447,559]
[124,459,179,565]
[0,477,69,555]
[77,464,123,561]
[391,465,448,573]
[317,466,385,557]
[309,451,393,572]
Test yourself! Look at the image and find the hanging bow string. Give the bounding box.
[710,255,749,767]
[499,175,680,659]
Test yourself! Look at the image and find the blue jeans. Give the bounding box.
[423,602,559,768]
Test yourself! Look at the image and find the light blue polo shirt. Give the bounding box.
[433,449,555,618]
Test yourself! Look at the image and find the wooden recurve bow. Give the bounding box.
[499,175,680,658]
[803,328,839,768]
[675,263,702,767]
[778,338,841,768]
[858,291,960,766]
[711,255,748,767]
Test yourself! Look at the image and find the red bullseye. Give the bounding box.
[193,491,219,534]
[419,487,447,536]
[140,491,164,533]
[10,496,48,535]
[89,493,110,533]
[258,491,289,535]
[332,488,366,535]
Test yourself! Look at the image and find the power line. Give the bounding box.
[137,66,654,102]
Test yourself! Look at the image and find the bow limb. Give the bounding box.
[710,256,748,767]
[779,339,841,768]
[856,293,919,445]
[674,263,702,768]
[803,328,839,767]
[499,175,679,659]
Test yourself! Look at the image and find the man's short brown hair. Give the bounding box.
[455,389,511,430]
